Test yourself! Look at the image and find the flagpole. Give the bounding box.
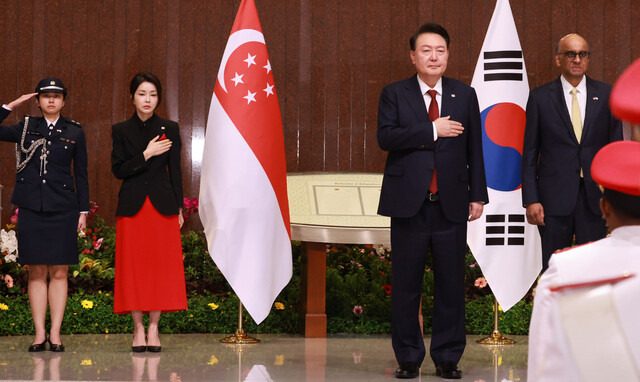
[220,301,261,344]
[476,297,515,345]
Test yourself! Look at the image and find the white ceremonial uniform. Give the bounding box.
[528,225,640,382]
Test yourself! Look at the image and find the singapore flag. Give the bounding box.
[199,0,292,324]
[467,0,541,311]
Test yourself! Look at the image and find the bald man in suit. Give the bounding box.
[522,33,622,271]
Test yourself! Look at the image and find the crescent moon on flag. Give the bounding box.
[217,29,265,93]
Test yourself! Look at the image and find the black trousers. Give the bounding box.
[390,198,467,367]
[538,180,607,271]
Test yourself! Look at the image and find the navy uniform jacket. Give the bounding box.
[0,107,89,212]
[522,76,622,216]
[111,113,183,217]
[377,75,488,222]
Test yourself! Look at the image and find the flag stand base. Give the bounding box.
[220,328,261,344]
[220,301,261,344]
[476,297,515,345]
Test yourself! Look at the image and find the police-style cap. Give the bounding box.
[591,141,640,196]
[610,58,640,124]
[35,78,67,96]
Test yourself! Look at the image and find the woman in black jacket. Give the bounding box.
[111,72,187,353]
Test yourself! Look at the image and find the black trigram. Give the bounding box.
[483,50,524,82]
[485,214,525,246]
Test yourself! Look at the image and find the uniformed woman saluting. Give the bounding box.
[0,78,89,352]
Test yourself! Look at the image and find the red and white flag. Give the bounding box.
[199,0,292,324]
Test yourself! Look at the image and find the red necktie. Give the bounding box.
[427,90,438,193]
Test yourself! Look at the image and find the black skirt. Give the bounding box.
[17,208,79,265]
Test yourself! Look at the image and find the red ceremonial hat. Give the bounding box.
[591,141,640,196]
[610,58,640,124]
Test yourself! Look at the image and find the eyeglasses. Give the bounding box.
[558,51,590,60]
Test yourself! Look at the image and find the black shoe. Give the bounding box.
[48,339,65,352]
[146,346,162,353]
[28,338,48,352]
[395,362,419,379]
[435,362,461,379]
[132,346,147,353]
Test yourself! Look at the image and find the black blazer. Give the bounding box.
[111,113,183,217]
[522,76,622,216]
[377,75,488,222]
[0,107,89,212]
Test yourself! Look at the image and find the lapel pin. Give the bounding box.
[592,97,599,101]
[56,129,62,133]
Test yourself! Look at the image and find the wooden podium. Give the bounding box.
[287,173,390,338]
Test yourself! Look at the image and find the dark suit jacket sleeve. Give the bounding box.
[73,127,90,211]
[521,90,539,206]
[0,107,21,142]
[467,88,489,204]
[168,124,183,209]
[111,124,149,180]
[377,84,436,152]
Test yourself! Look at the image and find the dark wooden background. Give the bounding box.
[1,0,638,227]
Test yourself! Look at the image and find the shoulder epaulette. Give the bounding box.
[553,241,594,255]
[549,272,635,292]
[63,117,82,128]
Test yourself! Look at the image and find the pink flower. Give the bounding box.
[93,238,103,250]
[353,305,363,316]
[469,262,477,268]
[3,274,14,288]
[474,277,487,289]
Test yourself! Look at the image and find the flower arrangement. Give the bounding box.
[0,203,534,336]
[182,197,199,222]
[0,209,21,294]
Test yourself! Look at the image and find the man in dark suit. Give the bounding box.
[377,23,488,380]
[522,33,622,271]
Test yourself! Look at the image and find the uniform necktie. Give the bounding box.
[570,88,582,143]
[427,89,438,193]
[48,124,54,136]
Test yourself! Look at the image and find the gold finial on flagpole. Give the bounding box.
[476,297,515,345]
[220,301,261,344]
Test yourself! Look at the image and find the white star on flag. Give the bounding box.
[263,83,274,97]
[244,53,257,67]
[199,0,291,325]
[263,60,271,74]
[231,72,244,86]
[243,90,257,104]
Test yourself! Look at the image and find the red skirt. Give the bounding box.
[114,197,187,314]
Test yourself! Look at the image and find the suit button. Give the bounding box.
[47,150,50,154]
[42,179,46,184]
[47,141,51,145]
[44,170,48,174]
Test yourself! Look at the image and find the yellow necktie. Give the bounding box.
[571,87,582,143]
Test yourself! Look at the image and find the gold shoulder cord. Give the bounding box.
[16,116,47,174]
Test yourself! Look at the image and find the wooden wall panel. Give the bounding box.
[1,0,639,227]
